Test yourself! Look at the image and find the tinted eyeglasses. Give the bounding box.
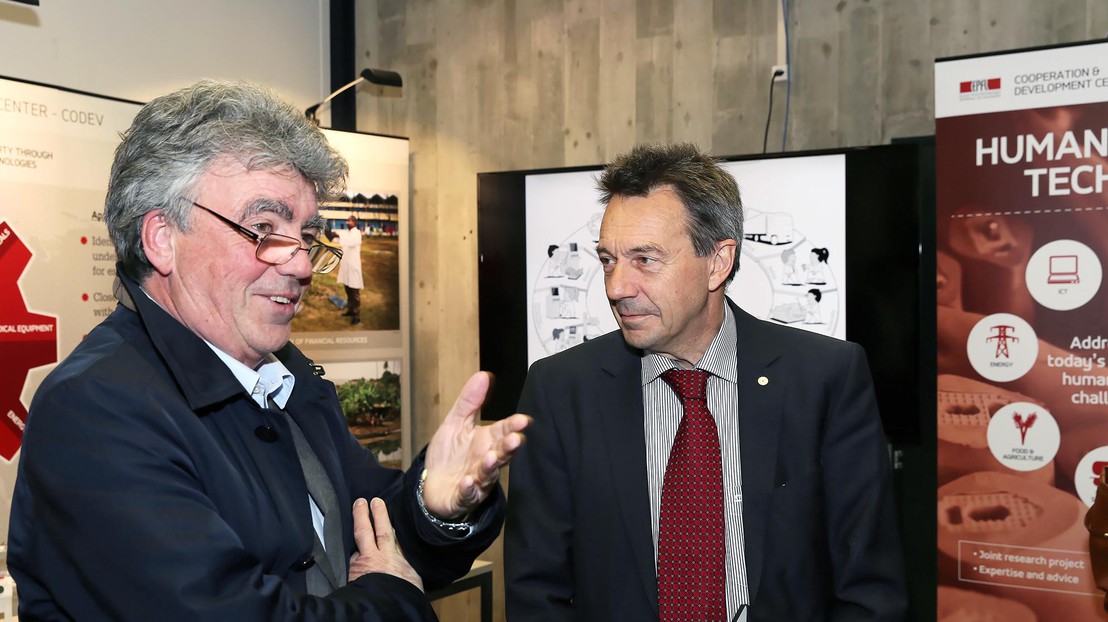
[191,201,343,274]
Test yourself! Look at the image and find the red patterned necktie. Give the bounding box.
[658,368,726,622]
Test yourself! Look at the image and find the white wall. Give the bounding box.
[0,0,330,108]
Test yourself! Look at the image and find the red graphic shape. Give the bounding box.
[1012,412,1037,446]
[986,324,1018,359]
[0,221,59,460]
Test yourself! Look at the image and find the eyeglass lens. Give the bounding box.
[256,235,340,274]
[307,244,341,274]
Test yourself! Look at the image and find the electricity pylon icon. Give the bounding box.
[987,325,1018,359]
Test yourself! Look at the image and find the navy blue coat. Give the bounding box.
[505,301,907,621]
[9,269,503,621]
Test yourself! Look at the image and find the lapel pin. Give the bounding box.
[757,376,769,386]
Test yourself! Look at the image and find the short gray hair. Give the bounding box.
[596,142,743,281]
[105,79,349,281]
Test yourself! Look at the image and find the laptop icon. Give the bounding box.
[1047,255,1079,284]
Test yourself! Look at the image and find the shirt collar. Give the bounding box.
[641,302,738,385]
[204,345,296,409]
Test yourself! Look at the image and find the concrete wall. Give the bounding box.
[353,1,1108,620]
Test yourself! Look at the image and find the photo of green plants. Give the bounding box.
[334,363,402,468]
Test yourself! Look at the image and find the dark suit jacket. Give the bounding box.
[505,301,907,621]
[9,268,503,621]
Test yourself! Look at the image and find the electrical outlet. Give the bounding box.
[772,64,788,82]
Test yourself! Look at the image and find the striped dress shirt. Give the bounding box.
[642,303,749,617]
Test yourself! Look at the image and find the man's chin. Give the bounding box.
[255,327,292,353]
[618,327,656,352]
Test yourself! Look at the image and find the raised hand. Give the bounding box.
[422,372,531,519]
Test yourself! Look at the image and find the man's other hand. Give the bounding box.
[349,497,423,591]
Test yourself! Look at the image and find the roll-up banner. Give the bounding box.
[935,40,1108,620]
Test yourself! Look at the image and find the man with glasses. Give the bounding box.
[9,80,529,621]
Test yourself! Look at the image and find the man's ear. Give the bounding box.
[141,210,175,276]
[708,239,737,291]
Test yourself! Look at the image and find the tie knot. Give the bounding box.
[660,368,710,404]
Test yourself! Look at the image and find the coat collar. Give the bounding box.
[113,266,320,413]
[115,267,245,412]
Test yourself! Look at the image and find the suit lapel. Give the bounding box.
[731,302,784,606]
[596,342,660,615]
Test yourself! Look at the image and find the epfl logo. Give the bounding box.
[959,78,1001,95]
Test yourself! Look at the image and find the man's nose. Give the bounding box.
[277,246,314,280]
[605,262,635,300]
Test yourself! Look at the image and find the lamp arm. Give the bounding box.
[305,75,366,121]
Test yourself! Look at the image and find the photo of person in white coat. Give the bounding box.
[334,214,364,325]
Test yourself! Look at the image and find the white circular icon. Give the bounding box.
[966,313,1038,383]
[986,402,1060,472]
[1025,239,1102,311]
[1075,447,1108,507]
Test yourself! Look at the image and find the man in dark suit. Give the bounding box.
[505,143,906,621]
[9,80,529,621]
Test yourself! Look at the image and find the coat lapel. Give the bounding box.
[596,341,660,615]
[731,302,784,606]
[278,348,354,572]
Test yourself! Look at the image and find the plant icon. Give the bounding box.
[1013,412,1037,445]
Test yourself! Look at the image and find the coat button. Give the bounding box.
[291,556,316,572]
[255,425,279,443]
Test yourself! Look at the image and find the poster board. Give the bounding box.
[293,129,412,470]
[0,77,141,546]
[935,40,1108,620]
